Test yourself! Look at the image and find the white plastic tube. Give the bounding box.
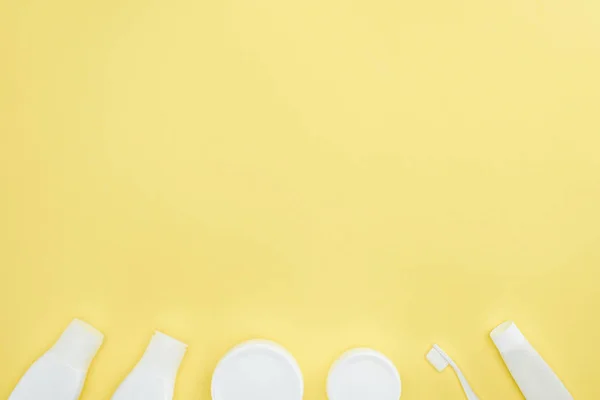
[111,331,187,400]
[491,321,573,400]
[9,319,104,400]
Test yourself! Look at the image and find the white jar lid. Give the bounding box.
[211,340,303,400]
[327,348,401,400]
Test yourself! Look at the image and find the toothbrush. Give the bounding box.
[426,344,479,400]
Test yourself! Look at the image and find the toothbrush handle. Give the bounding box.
[453,366,479,400]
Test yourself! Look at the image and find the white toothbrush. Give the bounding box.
[426,344,479,400]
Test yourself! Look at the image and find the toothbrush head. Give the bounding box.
[426,347,449,372]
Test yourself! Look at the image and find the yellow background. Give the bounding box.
[1,0,599,398]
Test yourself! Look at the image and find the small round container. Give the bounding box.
[327,348,401,400]
[212,340,304,400]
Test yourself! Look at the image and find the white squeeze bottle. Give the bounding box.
[111,331,187,400]
[491,321,573,400]
[9,319,104,400]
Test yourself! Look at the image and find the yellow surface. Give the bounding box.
[1,0,599,398]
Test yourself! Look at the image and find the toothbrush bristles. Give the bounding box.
[426,347,449,372]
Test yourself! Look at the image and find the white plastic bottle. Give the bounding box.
[9,319,104,400]
[111,331,187,400]
[491,321,573,400]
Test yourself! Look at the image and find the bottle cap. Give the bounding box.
[212,340,303,400]
[491,321,528,354]
[327,348,401,400]
[139,331,187,381]
[49,319,104,371]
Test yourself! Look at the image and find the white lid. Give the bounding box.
[491,321,528,353]
[138,331,187,381]
[49,319,104,371]
[211,340,303,400]
[327,348,401,400]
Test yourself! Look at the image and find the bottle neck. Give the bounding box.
[49,319,104,371]
[138,332,187,381]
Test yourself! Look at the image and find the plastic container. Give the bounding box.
[211,340,303,400]
[111,331,187,400]
[327,348,401,400]
[9,319,104,400]
[491,321,573,400]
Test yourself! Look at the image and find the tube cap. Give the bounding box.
[139,331,187,381]
[49,319,104,371]
[491,321,528,354]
